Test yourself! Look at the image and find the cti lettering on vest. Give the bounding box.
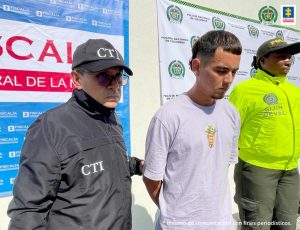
[81,161,104,176]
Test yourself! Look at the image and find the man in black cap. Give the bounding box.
[7,39,143,230]
[229,38,300,229]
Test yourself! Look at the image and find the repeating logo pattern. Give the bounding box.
[190,35,200,48]
[247,25,259,38]
[166,5,183,23]
[276,30,284,40]
[250,68,258,78]
[212,17,225,30]
[291,55,295,66]
[168,60,185,79]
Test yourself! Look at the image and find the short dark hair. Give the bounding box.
[189,30,242,69]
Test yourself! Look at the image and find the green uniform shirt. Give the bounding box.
[229,69,300,170]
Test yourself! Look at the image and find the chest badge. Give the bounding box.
[263,93,278,105]
[205,125,216,148]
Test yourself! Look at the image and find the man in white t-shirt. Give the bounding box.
[143,30,242,230]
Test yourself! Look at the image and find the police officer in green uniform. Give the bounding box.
[230,38,300,230]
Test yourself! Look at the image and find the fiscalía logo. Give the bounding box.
[167,5,183,23]
[91,20,111,28]
[248,25,259,38]
[36,10,60,18]
[78,3,89,10]
[49,0,72,5]
[8,126,14,132]
[168,60,185,79]
[2,4,30,15]
[65,16,72,21]
[281,5,296,25]
[212,17,225,30]
[102,8,121,16]
[0,137,18,144]
[263,93,278,105]
[9,151,21,158]
[190,35,200,48]
[250,68,258,78]
[3,5,10,11]
[276,30,284,40]
[7,125,29,132]
[92,20,98,26]
[22,111,43,118]
[205,125,216,148]
[10,177,15,184]
[0,112,17,118]
[65,15,87,24]
[36,11,43,17]
[291,55,295,65]
[258,6,278,25]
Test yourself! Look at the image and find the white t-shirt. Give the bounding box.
[144,94,240,230]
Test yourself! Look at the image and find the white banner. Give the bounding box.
[157,0,300,104]
[0,0,131,197]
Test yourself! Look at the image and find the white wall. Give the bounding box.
[129,1,161,228]
[1,0,299,229]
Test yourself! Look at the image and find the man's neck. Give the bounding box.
[186,88,215,106]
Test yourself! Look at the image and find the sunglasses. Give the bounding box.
[76,68,129,87]
[95,71,129,87]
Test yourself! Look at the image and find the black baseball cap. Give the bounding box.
[255,38,300,66]
[72,39,133,76]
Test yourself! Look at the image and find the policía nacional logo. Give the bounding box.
[190,35,200,48]
[291,55,295,66]
[247,25,259,38]
[276,30,284,40]
[212,17,225,30]
[250,67,258,78]
[167,5,183,23]
[168,60,185,79]
[258,6,278,25]
[263,93,278,105]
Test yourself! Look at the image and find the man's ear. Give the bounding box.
[191,58,200,74]
[71,70,82,89]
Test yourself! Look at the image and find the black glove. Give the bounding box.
[129,157,143,176]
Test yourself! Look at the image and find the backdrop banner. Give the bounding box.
[157,0,300,104]
[0,0,131,197]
